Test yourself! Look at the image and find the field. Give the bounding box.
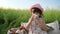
[0,8,60,34]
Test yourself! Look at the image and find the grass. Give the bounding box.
[0,8,60,34]
[43,9,60,23]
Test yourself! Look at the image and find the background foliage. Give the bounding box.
[0,8,60,34]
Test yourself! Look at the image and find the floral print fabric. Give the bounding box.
[29,14,47,34]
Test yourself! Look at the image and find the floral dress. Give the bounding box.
[28,14,47,34]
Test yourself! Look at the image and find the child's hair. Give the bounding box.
[32,7,43,18]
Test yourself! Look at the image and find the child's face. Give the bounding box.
[32,11,40,16]
[35,12,40,16]
[31,9,40,16]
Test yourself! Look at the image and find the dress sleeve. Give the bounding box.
[27,14,38,23]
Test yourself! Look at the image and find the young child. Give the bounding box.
[26,4,47,34]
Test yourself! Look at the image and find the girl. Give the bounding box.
[26,4,47,34]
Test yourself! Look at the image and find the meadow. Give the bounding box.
[0,8,60,34]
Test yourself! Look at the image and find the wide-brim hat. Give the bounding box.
[30,4,44,13]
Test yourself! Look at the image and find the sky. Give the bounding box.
[0,0,60,9]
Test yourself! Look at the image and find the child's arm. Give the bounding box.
[36,16,47,31]
[26,15,34,30]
